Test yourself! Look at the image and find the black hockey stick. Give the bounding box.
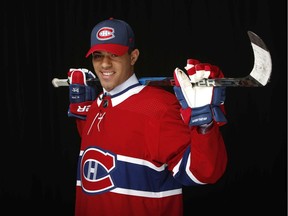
[52,31,272,88]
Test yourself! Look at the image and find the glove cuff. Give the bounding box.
[68,110,87,120]
[69,101,93,117]
[189,105,213,126]
[212,105,227,126]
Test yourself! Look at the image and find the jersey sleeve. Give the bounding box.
[173,124,227,184]
[153,94,227,185]
[75,118,87,137]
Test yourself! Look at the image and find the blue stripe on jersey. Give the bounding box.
[77,148,182,197]
[112,155,182,192]
[173,146,206,186]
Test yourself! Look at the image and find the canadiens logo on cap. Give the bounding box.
[97,27,115,40]
[86,18,135,57]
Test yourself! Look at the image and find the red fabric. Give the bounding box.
[73,85,227,216]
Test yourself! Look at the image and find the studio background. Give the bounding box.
[2,0,286,215]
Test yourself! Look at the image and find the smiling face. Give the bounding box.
[91,49,139,92]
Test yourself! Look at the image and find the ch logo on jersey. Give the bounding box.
[80,147,116,194]
[97,27,115,41]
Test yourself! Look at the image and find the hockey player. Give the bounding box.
[68,17,228,216]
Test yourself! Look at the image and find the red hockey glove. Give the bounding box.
[68,68,98,120]
[173,59,227,127]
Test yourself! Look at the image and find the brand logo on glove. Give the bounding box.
[192,117,208,123]
[72,87,80,93]
[77,105,91,113]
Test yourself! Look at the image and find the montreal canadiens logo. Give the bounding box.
[80,147,116,194]
[97,27,115,41]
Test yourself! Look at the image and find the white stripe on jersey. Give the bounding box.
[111,187,182,198]
[185,153,206,185]
[117,155,167,172]
[172,153,206,185]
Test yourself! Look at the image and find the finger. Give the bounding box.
[174,68,194,108]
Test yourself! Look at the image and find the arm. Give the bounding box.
[172,59,228,184]
[67,68,99,136]
[189,122,227,184]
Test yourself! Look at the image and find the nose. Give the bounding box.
[101,55,112,68]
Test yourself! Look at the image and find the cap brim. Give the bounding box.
[85,44,129,58]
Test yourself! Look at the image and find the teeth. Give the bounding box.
[103,72,113,76]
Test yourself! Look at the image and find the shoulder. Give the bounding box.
[130,86,181,116]
[140,86,177,103]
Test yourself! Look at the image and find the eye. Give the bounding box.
[110,54,119,58]
[92,52,103,59]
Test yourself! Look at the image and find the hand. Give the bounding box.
[68,68,98,119]
[173,59,227,127]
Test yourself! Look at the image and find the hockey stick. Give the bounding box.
[52,31,272,88]
[138,31,272,87]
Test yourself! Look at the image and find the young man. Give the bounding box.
[68,17,227,216]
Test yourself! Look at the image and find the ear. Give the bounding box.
[130,49,140,65]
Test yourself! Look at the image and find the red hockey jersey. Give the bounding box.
[73,75,227,216]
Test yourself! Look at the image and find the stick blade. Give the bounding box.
[248,31,272,86]
[52,78,69,87]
